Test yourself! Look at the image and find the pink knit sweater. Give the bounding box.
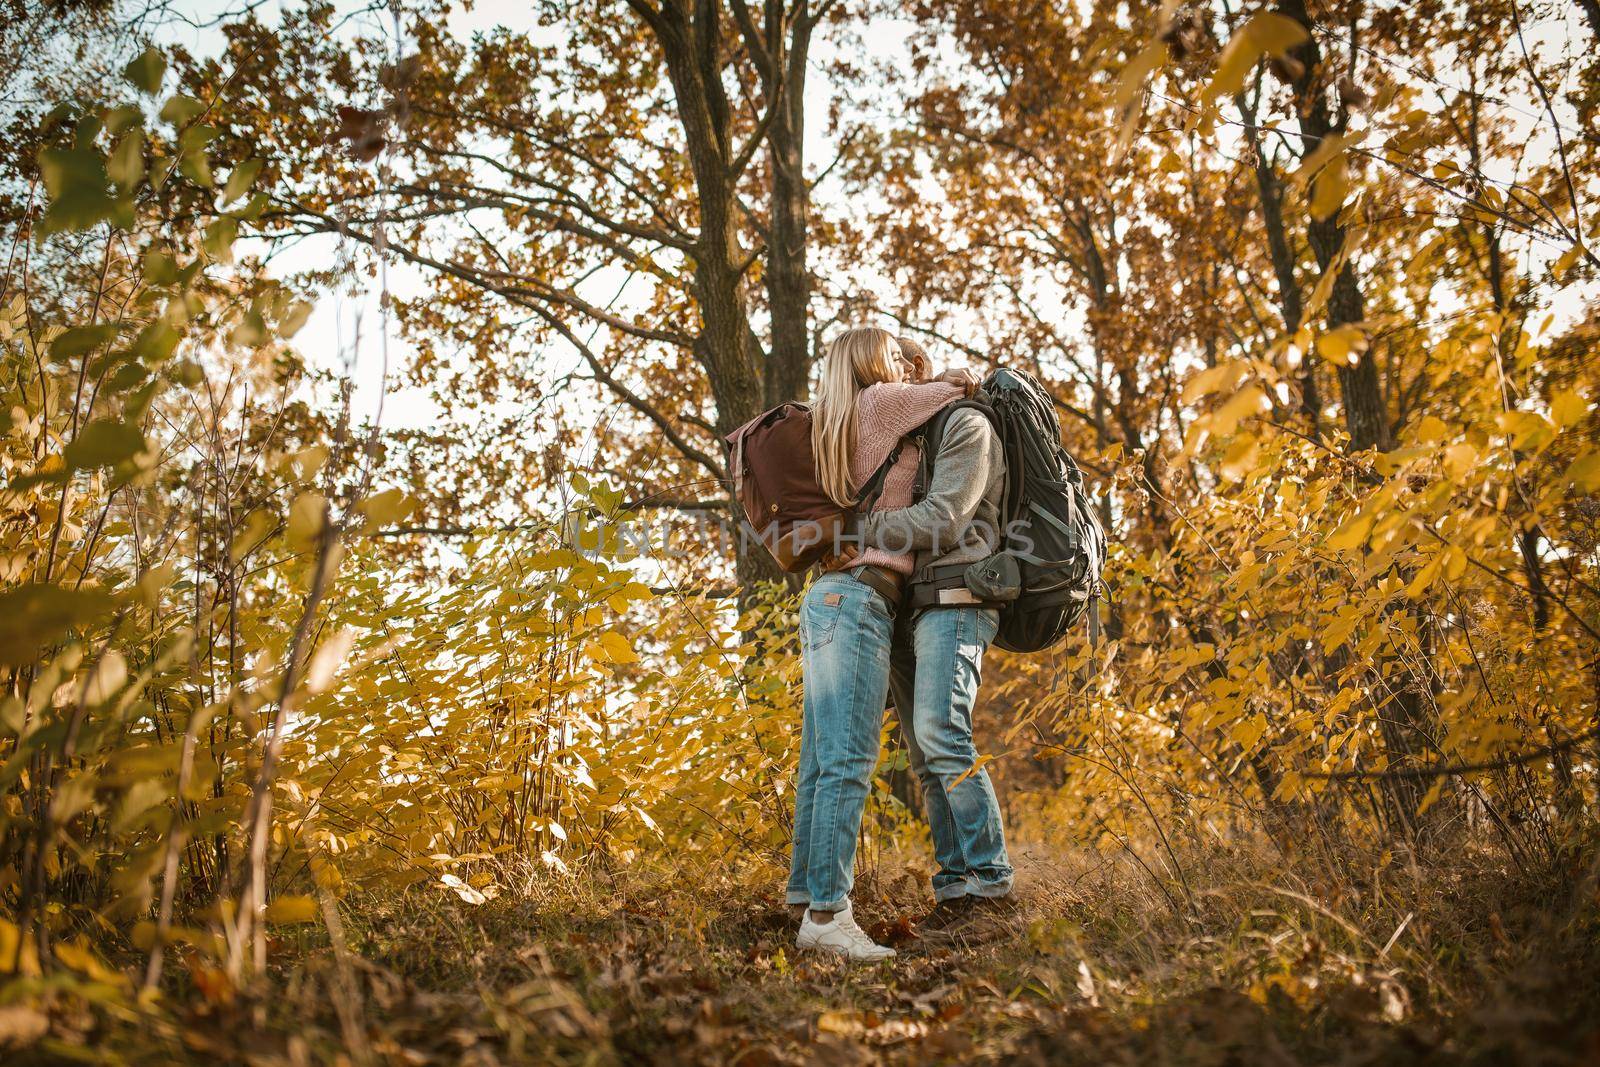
[850,381,966,574]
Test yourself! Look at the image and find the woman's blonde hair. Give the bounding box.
[811,326,906,508]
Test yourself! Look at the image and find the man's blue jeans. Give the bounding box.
[786,572,895,912]
[889,606,1013,902]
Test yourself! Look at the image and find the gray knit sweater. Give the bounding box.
[860,408,1005,581]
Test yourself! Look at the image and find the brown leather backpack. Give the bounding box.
[724,402,902,572]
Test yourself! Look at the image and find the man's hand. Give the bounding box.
[936,367,982,396]
[820,545,862,571]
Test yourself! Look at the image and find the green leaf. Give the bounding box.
[131,320,180,364]
[51,324,119,363]
[41,101,77,133]
[233,192,269,222]
[222,159,263,204]
[142,249,178,285]
[123,379,161,424]
[104,362,149,393]
[178,124,218,153]
[37,147,119,233]
[169,360,204,387]
[179,149,213,188]
[106,132,145,192]
[159,94,205,126]
[64,419,146,470]
[104,105,143,136]
[123,47,167,94]
[0,584,116,667]
[203,216,237,260]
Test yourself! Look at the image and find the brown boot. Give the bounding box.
[917,894,1017,945]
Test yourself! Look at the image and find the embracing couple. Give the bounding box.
[785,326,1013,961]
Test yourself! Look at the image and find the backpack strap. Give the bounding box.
[906,562,1005,611]
[832,440,906,553]
[852,440,904,511]
[911,399,1000,501]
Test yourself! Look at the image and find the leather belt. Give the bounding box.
[848,564,904,611]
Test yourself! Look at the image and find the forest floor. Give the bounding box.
[25,837,1600,1066]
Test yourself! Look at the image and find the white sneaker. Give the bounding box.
[796,901,896,961]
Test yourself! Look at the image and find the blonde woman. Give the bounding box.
[786,327,977,961]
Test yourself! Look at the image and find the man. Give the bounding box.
[863,339,1014,934]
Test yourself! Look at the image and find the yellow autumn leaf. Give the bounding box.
[85,650,128,705]
[263,895,319,924]
[1315,324,1367,367]
[1496,410,1554,451]
[54,938,127,986]
[230,508,276,562]
[1416,779,1448,817]
[304,628,356,695]
[607,581,654,613]
[1551,242,1583,280]
[1442,442,1477,480]
[596,629,639,665]
[1202,12,1309,106]
[950,753,994,789]
[1218,434,1261,481]
[440,873,487,904]
[1112,40,1165,111]
[286,491,328,549]
[357,487,416,528]
[1207,385,1270,437]
[1566,451,1600,491]
[284,443,329,480]
[1232,715,1267,752]
[1550,389,1589,430]
[1326,510,1374,551]
[1405,554,1444,599]
[817,1009,874,1036]
[1182,360,1247,404]
[1309,155,1349,220]
[1414,415,1448,443]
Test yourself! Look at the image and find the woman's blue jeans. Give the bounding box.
[786,571,894,912]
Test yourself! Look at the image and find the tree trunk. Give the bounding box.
[763,11,814,410]
[1241,95,1321,437]
[643,0,812,598]
[1279,0,1391,452]
[1277,0,1436,831]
